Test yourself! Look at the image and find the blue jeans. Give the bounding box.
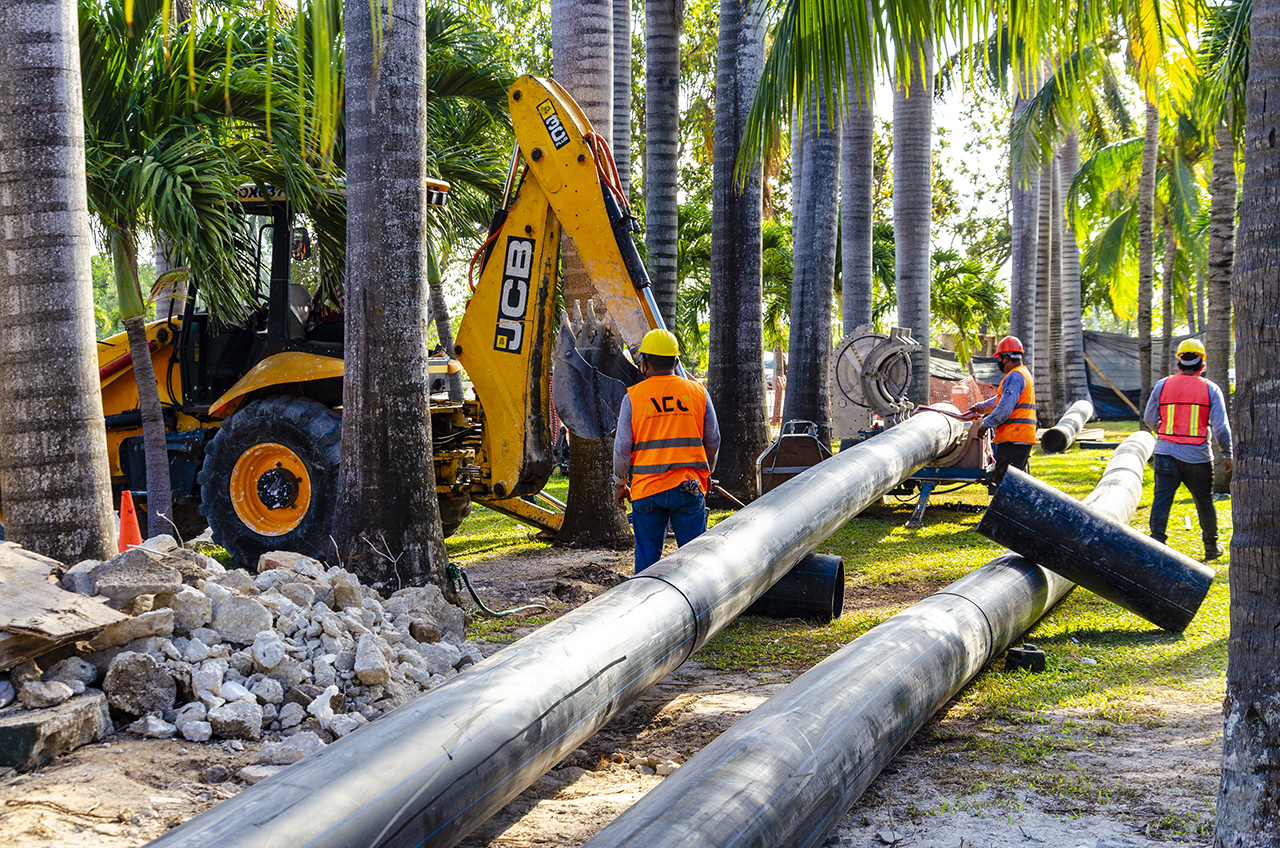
[631,484,707,572]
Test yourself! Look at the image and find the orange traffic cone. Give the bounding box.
[118,490,143,552]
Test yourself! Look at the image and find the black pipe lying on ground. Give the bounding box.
[977,465,1215,632]
[744,553,844,623]
[144,409,967,848]
[1040,399,1094,453]
[581,432,1156,848]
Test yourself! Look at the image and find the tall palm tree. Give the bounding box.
[645,0,681,328]
[1137,97,1158,410]
[706,0,769,501]
[80,0,272,538]
[782,89,840,443]
[552,0,633,545]
[1215,0,1280,839]
[334,0,450,590]
[613,0,632,192]
[1206,116,1235,415]
[1033,157,1055,420]
[893,40,934,406]
[1009,80,1041,350]
[1058,133,1092,405]
[0,0,117,561]
[841,50,875,333]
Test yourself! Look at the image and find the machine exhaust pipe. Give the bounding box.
[143,409,966,848]
[976,464,1215,632]
[1039,399,1094,453]
[580,432,1156,848]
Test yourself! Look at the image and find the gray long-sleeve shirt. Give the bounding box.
[613,387,720,486]
[971,368,1031,441]
[1143,375,1232,463]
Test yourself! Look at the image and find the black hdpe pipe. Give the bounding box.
[1040,399,1095,453]
[744,553,844,623]
[144,408,967,848]
[977,464,1215,632]
[580,432,1155,848]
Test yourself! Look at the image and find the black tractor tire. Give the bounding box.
[198,397,341,567]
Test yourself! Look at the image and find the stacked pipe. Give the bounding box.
[580,432,1156,848]
[1040,399,1094,453]
[144,409,967,848]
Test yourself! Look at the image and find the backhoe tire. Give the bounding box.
[199,397,341,567]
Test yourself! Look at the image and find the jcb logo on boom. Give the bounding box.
[537,99,571,150]
[494,237,535,354]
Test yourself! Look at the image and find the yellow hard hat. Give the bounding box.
[638,329,680,358]
[1176,338,1206,358]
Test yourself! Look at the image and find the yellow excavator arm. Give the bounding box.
[456,74,668,504]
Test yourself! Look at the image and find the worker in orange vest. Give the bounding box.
[613,329,721,572]
[963,335,1037,488]
[1142,338,1232,561]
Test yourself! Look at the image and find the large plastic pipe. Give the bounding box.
[977,465,1215,632]
[744,552,844,623]
[1040,399,1094,453]
[581,432,1155,848]
[145,409,966,848]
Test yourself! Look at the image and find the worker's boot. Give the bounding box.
[1204,541,1224,562]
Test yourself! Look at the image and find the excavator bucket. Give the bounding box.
[553,300,641,440]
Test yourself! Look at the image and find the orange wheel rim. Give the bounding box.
[229,443,311,536]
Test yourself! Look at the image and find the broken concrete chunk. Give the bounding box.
[44,657,98,688]
[0,691,111,770]
[354,634,390,685]
[417,640,463,677]
[89,608,175,651]
[18,681,75,710]
[0,679,13,709]
[180,720,213,742]
[103,652,177,717]
[257,551,327,580]
[237,764,285,785]
[210,596,272,645]
[139,535,179,553]
[385,585,466,642]
[279,582,317,608]
[252,630,287,670]
[256,730,326,765]
[91,552,183,607]
[328,712,366,738]
[278,701,305,729]
[250,677,284,706]
[408,620,442,644]
[307,685,340,730]
[215,569,256,593]
[130,714,177,739]
[208,700,263,741]
[156,587,213,635]
[61,560,99,595]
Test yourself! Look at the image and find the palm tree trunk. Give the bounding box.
[336,0,451,595]
[1058,134,1090,406]
[1137,97,1158,411]
[644,0,680,329]
[1033,159,1053,423]
[113,229,174,539]
[782,83,840,444]
[706,0,769,501]
[1206,118,1235,418]
[1048,158,1065,421]
[1161,208,1176,375]
[841,50,874,333]
[892,40,933,406]
[1009,86,1040,348]
[0,0,116,561]
[553,0,632,545]
[612,0,631,194]
[1214,3,1280,840]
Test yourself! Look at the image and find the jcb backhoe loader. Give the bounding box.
[73,75,668,565]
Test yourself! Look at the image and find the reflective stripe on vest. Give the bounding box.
[1157,374,1211,445]
[994,365,1037,444]
[627,375,710,500]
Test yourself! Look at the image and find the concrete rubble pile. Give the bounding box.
[0,536,484,770]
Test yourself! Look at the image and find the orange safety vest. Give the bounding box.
[1157,374,1211,445]
[626,374,711,501]
[994,364,1037,444]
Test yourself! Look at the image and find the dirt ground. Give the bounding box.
[0,539,1221,847]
